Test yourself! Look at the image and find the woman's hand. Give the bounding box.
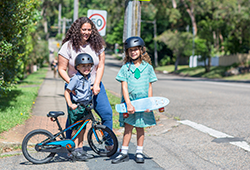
[92,83,100,95]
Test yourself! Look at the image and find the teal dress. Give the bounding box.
[116,61,158,128]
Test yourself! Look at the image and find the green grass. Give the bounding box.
[0,68,47,133]
[155,65,250,80]
[156,65,189,73]
[106,91,121,130]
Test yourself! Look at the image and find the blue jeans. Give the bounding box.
[65,82,113,141]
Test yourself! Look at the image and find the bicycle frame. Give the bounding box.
[37,103,101,153]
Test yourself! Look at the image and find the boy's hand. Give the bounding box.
[69,104,78,110]
[72,90,76,95]
[145,109,151,113]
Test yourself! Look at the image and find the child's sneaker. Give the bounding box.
[78,148,94,159]
[71,150,88,161]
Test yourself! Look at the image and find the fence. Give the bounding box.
[189,54,250,67]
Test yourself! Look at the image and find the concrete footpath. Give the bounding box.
[0,69,67,147]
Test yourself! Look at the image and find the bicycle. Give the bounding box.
[22,98,118,164]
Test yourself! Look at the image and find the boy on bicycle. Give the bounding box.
[64,53,94,161]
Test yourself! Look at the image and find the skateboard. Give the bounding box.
[115,97,170,113]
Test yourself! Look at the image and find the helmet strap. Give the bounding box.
[131,55,141,62]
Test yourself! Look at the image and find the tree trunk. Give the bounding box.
[174,54,180,72]
[180,0,197,36]
[172,0,177,8]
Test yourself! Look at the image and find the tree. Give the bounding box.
[156,30,192,71]
[0,0,41,96]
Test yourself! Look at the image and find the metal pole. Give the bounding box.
[58,4,61,34]
[192,26,195,67]
[127,0,132,39]
[74,0,78,22]
[153,19,158,67]
[141,20,158,67]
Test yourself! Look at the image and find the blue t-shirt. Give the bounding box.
[67,71,92,104]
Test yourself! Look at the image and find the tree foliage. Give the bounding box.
[2,0,250,96]
[0,0,41,96]
[156,30,192,71]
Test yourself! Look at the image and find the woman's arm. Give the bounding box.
[122,81,135,114]
[93,51,105,95]
[58,54,70,84]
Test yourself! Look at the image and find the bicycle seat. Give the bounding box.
[47,111,65,118]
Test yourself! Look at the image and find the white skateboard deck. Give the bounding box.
[115,97,170,113]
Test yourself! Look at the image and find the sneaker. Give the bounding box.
[111,153,129,164]
[79,149,94,159]
[135,153,144,163]
[71,150,88,161]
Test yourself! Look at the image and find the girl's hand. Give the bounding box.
[127,103,135,114]
[92,84,100,95]
[70,104,78,110]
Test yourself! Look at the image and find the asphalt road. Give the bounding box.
[103,54,250,169]
[1,53,249,170]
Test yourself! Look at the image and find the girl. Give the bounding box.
[112,36,158,164]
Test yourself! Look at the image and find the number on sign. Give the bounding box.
[91,18,103,27]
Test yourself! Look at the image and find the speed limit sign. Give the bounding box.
[87,10,107,36]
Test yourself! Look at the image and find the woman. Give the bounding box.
[58,17,113,156]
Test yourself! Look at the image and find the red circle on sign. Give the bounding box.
[89,13,106,31]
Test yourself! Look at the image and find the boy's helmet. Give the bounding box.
[75,53,94,70]
[124,36,145,50]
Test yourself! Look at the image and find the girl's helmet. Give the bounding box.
[75,53,94,70]
[124,36,145,50]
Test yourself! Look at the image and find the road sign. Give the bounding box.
[87,10,107,36]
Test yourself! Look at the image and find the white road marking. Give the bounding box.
[202,81,250,89]
[178,120,250,152]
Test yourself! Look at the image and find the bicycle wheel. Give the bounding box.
[22,129,56,164]
[87,125,118,157]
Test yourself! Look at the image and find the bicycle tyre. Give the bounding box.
[87,125,118,157]
[22,129,56,164]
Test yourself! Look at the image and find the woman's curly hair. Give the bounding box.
[123,46,152,65]
[62,17,106,53]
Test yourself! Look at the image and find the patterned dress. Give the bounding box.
[116,61,158,127]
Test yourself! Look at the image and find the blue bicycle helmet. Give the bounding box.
[75,53,94,70]
[124,36,145,50]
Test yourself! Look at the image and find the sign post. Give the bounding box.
[87,10,107,36]
[123,0,141,42]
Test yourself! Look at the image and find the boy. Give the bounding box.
[64,53,94,161]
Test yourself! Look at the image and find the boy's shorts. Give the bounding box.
[68,105,89,130]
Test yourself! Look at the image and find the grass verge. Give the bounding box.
[155,65,250,80]
[106,90,121,130]
[0,67,47,134]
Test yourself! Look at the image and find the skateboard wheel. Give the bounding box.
[159,107,165,112]
[123,113,129,118]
